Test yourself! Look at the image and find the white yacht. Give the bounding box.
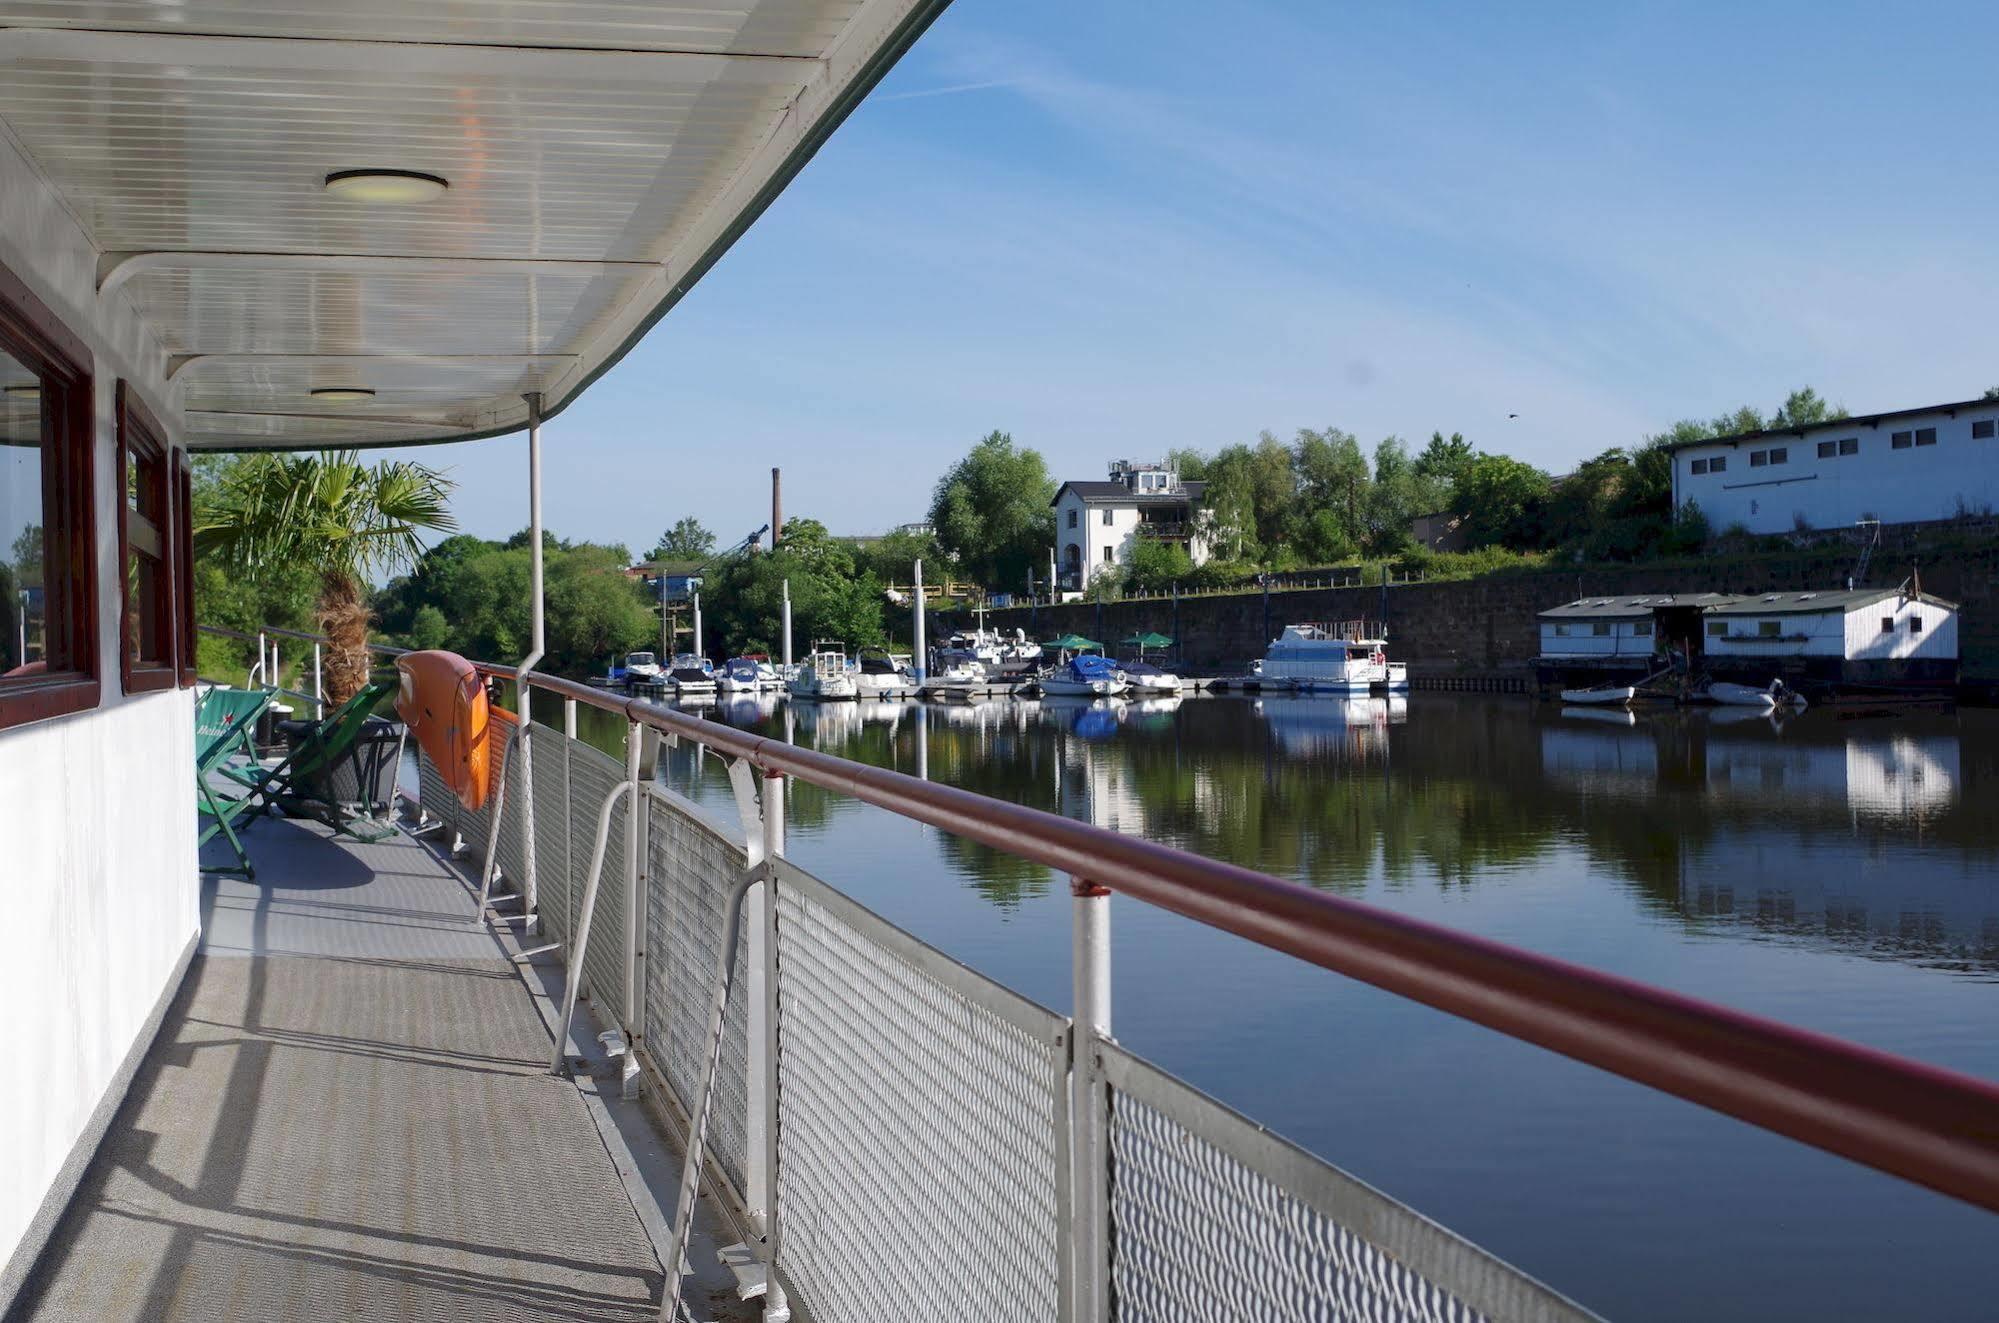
[716,657,761,693]
[1039,653,1129,698]
[622,650,663,682]
[787,646,859,701]
[1259,624,1408,694]
[853,647,918,699]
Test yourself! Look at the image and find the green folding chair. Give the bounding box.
[196,686,276,876]
[222,678,401,841]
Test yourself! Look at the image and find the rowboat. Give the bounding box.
[1559,684,1636,706]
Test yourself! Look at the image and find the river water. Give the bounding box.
[548,689,1996,1323]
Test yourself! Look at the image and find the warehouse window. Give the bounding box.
[1633,621,1653,637]
[1707,621,1727,637]
[1817,441,1836,459]
[1750,450,1768,467]
[1710,455,1726,472]
[0,262,97,732]
[1769,447,1787,464]
[1915,428,1937,446]
[1758,620,1782,637]
[1690,458,1709,474]
[1974,420,1995,440]
[1553,624,1570,637]
[1892,431,1913,450]
[1910,615,1924,634]
[1591,622,1610,637]
[1839,437,1858,455]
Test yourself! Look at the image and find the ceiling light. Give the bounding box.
[309,387,377,404]
[323,169,448,204]
[3,384,39,401]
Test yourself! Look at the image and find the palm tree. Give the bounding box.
[196,452,456,704]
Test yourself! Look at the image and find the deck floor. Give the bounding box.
[9,817,668,1323]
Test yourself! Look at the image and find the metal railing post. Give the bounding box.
[751,770,788,1320]
[1070,876,1112,1323]
[624,719,643,1086]
[252,629,266,686]
[311,641,324,718]
[563,696,577,739]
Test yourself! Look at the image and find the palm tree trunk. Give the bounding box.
[318,569,372,706]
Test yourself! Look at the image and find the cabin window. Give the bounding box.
[118,385,178,693]
[1909,615,1924,634]
[1915,428,1937,447]
[1758,620,1781,637]
[1633,621,1653,637]
[0,264,97,732]
[1707,621,1726,637]
[1891,431,1912,449]
[1590,622,1610,636]
[1691,458,1709,474]
[1750,450,1767,467]
[1066,508,1077,529]
[1552,623,1570,637]
[1974,420,1995,440]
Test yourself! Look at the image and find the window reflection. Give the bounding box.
[1,348,44,676]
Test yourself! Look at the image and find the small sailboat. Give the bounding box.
[1039,652,1129,698]
[787,645,859,701]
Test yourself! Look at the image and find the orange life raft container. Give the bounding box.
[396,650,494,811]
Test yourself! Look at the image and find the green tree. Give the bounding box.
[195,451,455,703]
[704,516,885,657]
[1363,435,1436,555]
[1768,386,1845,430]
[1455,454,1552,550]
[1124,539,1194,591]
[1413,431,1475,493]
[1291,427,1369,554]
[649,516,715,560]
[928,431,1056,589]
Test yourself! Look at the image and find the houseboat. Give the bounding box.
[1535,587,1959,699]
[1259,623,1408,693]
[787,645,859,701]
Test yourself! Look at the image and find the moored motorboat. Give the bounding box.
[717,657,761,693]
[854,646,918,699]
[1561,684,1636,706]
[668,653,716,699]
[1259,623,1398,693]
[1040,653,1128,697]
[1704,679,1808,710]
[788,645,859,701]
[622,650,662,682]
[1119,659,1183,695]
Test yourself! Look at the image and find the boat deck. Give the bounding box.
[8,816,717,1323]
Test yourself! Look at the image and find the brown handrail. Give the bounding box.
[513,668,1999,1215]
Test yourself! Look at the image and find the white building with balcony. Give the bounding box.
[1052,460,1209,588]
[1667,395,1999,534]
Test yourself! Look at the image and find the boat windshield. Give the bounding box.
[627,652,656,666]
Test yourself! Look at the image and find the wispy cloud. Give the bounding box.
[871,78,1017,103]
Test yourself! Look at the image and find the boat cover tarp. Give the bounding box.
[1068,654,1121,681]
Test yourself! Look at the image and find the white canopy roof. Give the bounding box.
[0,0,946,448]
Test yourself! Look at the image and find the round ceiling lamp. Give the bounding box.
[309,387,377,404]
[323,169,449,204]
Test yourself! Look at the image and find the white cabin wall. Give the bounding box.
[1844,599,1958,662]
[0,126,196,1278]
[1706,611,1846,658]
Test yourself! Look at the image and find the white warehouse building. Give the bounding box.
[1668,395,1999,535]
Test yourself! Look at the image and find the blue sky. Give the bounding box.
[384,0,1999,556]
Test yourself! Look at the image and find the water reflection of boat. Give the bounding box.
[1040,695,1126,739]
[716,692,780,727]
[1125,696,1183,726]
[1256,695,1397,758]
[786,696,862,745]
[1559,704,1638,726]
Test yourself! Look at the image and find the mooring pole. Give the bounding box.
[912,559,927,682]
[693,591,703,658]
[781,580,793,670]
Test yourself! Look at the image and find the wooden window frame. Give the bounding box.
[174,450,195,686]
[116,382,177,693]
[0,261,97,732]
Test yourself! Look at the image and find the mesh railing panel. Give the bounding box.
[530,723,573,946]
[1099,1043,1601,1323]
[566,737,630,1024]
[415,746,459,842]
[492,718,530,897]
[643,787,751,1195]
[773,861,1069,1323]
